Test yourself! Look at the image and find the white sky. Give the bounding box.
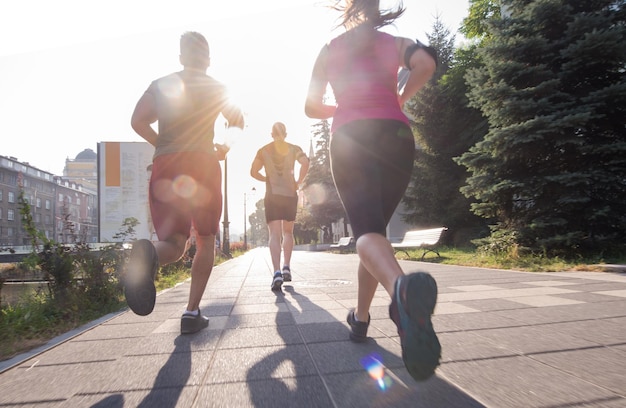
[0,0,470,235]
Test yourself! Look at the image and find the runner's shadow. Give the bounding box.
[89,336,192,408]
[137,335,192,408]
[246,287,336,407]
[247,284,486,407]
[90,394,124,407]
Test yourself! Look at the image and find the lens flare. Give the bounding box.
[304,183,328,205]
[158,75,185,99]
[360,353,393,391]
[172,175,198,199]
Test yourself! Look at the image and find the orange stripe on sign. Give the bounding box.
[105,142,121,187]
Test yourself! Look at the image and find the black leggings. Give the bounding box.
[330,119,415,239]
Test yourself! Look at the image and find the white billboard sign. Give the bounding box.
[97,142,155,242]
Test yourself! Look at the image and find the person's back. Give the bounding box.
[257,141,302,197]
[325,29,408,131]
[150,70,228,157]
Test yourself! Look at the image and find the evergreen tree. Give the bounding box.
[302,119,346,233]
[457,0,626,255]
[403,17,489,244]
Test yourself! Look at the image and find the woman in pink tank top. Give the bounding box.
[305,0,441,382]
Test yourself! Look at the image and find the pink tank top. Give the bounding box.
[326,30,409,132]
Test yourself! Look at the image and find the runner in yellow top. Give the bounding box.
[250,122,309,290]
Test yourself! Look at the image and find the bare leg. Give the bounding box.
[186,233,216,311]
[153,233,187,266]
[355,261,378,322]
[281,220,295,267]
[356,232,403,298]
[267,220,282,272]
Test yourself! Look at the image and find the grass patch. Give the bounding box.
[398,246,626,272]
[0,250,240,362]
[0,291,125,361]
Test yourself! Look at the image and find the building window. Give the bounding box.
[36,197,42,208]
[45,199,51,210]
[8,192,15,203]
[58,193,63,202]
[7,209,15,221]
[77,198,81,205]
[7,227,14,237]
[0,190,2,201]
[0,208,2,220]
[35,213,41,223]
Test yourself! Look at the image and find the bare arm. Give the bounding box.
[296,154,310,188]
[130,92,159,146]
[305,45,337,119]
[250,157,266,182]
[397,37,437,106]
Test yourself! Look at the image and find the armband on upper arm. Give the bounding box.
[404,40,438,70]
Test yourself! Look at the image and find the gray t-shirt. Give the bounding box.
[145,70,229,158]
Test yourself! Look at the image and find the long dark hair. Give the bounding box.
[331,0,405,30]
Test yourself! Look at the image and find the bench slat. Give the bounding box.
[391,227,447,260]
[330,236,354,249]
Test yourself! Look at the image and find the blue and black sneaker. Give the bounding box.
[271,271,284,291]
[282,265,292,282]
[389,272,441,382]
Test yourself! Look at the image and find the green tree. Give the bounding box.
[403,17,489,245]
[302,119,346,234]
[294,206,319,245]
[461,0,502,40]
[457,0,626,255]
[248,199,268,246]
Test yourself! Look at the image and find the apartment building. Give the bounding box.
[0,154,98,247]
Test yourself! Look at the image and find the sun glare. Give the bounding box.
[360,353,394,392]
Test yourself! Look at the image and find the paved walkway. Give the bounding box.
[1,249,625,407]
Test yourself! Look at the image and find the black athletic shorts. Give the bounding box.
[330,119,415,239]
[264,193,298,222]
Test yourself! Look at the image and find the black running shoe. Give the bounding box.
[181,310,209,334]
[389,272,441,382]
[123,239,159,316]
[282,266,292,282]
[346,309,370,343]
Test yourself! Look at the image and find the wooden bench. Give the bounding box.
[330,236,355,252]
[391,227,447,260]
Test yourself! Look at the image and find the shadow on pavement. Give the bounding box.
[247,284,485,407]
[90,394,124,407]
[137,335,191,408]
